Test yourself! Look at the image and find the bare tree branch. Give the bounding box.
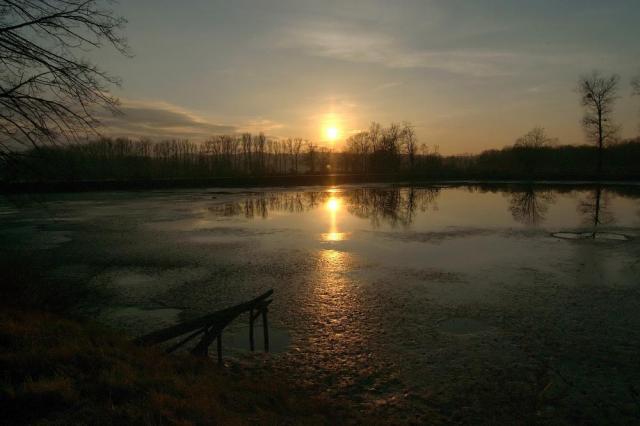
[0,0,129,159]
[578,71,619,175]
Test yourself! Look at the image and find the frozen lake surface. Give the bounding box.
[2,183,640,423]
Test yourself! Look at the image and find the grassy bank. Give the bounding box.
[0,307,340,425]
[0,259,346,425]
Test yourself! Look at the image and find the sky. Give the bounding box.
[98,0,640,154]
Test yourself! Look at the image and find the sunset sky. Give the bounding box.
[100,0,640,154]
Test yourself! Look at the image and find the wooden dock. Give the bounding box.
[134,290,273,363]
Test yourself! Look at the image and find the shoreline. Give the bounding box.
[2,174,640,194]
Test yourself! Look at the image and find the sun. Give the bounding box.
[325,126,340,141]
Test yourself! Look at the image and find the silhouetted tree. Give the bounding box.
[514,127,556,149]
[0,0,129,159]
[578,72,620,176]
[513,127,556,177]
[255,133,266,174]
[401,122,418,171]
[5,133,640,182]
[376,122,402,172]
[305,142,317,173]
[345,131,371,172]
[291,138,303,174]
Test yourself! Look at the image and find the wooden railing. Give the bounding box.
[134,289,273,363]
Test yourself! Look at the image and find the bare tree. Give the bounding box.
[514,126,556,148]
[578,72,620,176]
[254,132,266,174]
[376,122,401,172]
[241,133,252,173]
[284,138,294,173]
[400,121,417,171]
[345,131,370,172]
[513,127,556,177]
[291,137,303,173]
[0,0,129,159]
[304,141,317,173]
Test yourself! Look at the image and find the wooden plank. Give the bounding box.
[135,290,273,346]
[191,322,226,356]
[165,326,206,354]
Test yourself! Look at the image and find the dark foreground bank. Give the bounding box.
[0,307,347,425]
[0,260,351,425]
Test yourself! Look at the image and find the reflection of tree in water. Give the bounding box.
[578,185,614,238]
[208,192,328,218]
[507,187,555,226]
[206,187,440,227]
[347,187,440,228]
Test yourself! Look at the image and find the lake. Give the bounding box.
[2,183,640,423]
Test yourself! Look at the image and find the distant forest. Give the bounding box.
[2,122,640,183]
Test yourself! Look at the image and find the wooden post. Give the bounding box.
[249,308,255,351]
[217,333,222,364]
[192,324,225,358]
[262,308,269,352]
[192,325,212,357]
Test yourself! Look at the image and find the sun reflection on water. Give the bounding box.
[326,198,340,212]
[321,194,350,242]
[314,249,354,322]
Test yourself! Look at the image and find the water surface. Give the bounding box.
[2,184,639,423]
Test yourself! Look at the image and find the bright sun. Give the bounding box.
[325,126,339,141]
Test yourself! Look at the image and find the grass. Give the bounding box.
[0,307,339,425]
[0,258,347,424]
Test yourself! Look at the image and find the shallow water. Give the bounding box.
[2,183,640,423]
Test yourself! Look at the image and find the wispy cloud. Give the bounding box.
[98,99,236,140]
[97,99,290,141]
[240,118,285,134]
[280,26,515,77]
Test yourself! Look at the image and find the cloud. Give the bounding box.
[97,99,236,140]
[240,118,285,134]
[280,26,515,77]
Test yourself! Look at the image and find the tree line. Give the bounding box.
[2,129,639,182]
[4,68,640,182]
